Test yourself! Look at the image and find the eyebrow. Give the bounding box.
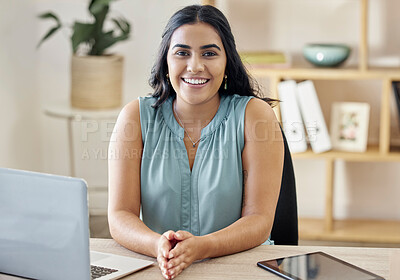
[172,43,221,51]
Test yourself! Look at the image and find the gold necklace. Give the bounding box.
[173,102,202,148]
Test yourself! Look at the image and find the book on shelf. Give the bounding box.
[239,51,291,69]
[392,81,400,131]
[296,80,332,153]
[277,80,307,153]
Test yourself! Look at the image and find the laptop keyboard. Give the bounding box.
[91,265,118,279]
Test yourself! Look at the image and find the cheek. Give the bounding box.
[214,65,226,82]
[167,59,183,78]
[166,62,181,92]
[214,60,226,78]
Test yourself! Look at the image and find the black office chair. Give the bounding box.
[270,128,299,245]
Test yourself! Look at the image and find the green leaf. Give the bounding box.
[38,12,61,25]
[36,25,62,49]
[71,22,95,53]
[112,18,130,34]
[89,0,114,15]
[91,32,128,55]
[91,3,109,39]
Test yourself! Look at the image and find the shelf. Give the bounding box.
[292,146,400,162]
[299,218,400,244]
[250,66,400,80]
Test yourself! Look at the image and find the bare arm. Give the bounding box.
[202,98,283,256]
[108,99,160,258]
[165,98,284,278]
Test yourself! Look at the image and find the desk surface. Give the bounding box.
[90,238,397,279]
[0,239,397,279]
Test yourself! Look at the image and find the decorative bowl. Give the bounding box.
[303,44,351,67]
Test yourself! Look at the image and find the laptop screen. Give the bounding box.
[0,168,91,280]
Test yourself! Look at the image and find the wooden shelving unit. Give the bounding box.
[250,0,400,243]
[293,146,400,162]
[299,218,400,244]
[204,0,400,243]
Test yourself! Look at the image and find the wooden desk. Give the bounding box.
[90,238,398,279]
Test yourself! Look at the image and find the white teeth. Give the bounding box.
[183,78,208,85]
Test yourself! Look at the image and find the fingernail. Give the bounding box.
[169,253,174,258]
[168,263,172,268]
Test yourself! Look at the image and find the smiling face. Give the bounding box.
[167,22,227,106]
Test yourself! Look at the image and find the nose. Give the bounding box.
[187,55,204,73]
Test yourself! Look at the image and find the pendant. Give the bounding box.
[193,144,196,148]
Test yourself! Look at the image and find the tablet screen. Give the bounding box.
[257,251,384,280]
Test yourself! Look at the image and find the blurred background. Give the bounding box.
[1,0,400,246]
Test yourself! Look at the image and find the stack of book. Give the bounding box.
[278,80,332,154]
[239,51,291,69]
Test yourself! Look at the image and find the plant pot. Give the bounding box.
[71,54,123,109]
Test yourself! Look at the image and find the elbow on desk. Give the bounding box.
[244,215,273,247]
[107,210,120,240]
[107,209,132,243]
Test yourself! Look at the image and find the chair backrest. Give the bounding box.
[270,128,299,245]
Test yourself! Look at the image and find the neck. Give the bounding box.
[173,95,221,128]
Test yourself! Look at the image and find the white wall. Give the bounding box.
[1,0,399,220]
[0,0,43,171]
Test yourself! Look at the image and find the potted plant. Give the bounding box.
[38,0,130,109]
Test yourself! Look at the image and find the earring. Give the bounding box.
[224,75,228,90]
[166,73,170,85]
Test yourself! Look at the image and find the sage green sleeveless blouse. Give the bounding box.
[139,94,272,244]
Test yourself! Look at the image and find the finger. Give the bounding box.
[159,237,172,258]
[157,255,168,270]
[166,253,184,270]
[161,269,171,280]
[169,261,187,279]
[166,259,185,276]
[157,258,170,279]
[163,230,176,241]
[169,242,187,259]
[160,265,167,275]
[161,245,170,259]
[174,230,192,241]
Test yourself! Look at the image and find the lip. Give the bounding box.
[181,77,210,88]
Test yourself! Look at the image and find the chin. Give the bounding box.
[179,90,220,105]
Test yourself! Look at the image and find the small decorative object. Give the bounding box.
[303,44,351,67]
[37,0,130,109]
[330,102,370,152]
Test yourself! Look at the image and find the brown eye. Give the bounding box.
[176,51,189,56]
[203,51,216,57]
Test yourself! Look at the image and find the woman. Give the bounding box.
[108,4,283,279]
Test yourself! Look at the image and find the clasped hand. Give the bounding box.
[157,230,201,279]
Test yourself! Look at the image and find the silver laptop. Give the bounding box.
[0,168,153,280]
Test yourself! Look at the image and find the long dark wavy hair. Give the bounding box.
[149,5,276,108]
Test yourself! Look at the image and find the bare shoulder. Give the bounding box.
[245,98,277,123]
[111,99,142,143]
[244,98,282,143]
[118,99,140,122]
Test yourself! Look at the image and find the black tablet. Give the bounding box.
[257,251,384,280]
